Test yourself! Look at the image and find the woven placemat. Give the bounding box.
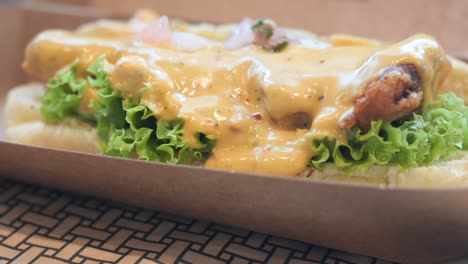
[0,179,392,264]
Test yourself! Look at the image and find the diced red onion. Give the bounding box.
[225,18,301,50]
[269,27,287,45]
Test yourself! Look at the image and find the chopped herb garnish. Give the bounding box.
[251,19,265,30]
[251,19,274,42]
[251,19,289,53]
[271,40,289,53]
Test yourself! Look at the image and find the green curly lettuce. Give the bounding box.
[310,92,467,173]
[40,56,215,165]
[87,56,126,139]
[41,64,86,121]
[104,102,215,164]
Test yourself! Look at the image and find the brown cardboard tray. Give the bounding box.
[1,2,468,263]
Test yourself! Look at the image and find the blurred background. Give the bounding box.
[8,0,468,53]
[1,0,468,94]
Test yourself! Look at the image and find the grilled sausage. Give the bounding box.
[341,64,422,130]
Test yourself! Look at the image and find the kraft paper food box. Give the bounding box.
[1,1,467,262]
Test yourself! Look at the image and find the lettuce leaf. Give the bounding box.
[41,64,86,121]
[40,55,215,165]
[104,102,215,164]
[89,86,126,139]
[310,92,468,173]
[87,56,127,139]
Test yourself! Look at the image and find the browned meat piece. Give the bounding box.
[341,64,422,131]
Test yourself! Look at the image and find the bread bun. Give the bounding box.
[4,83,99,154]
[4,83,467,187]
[305,152,468,187]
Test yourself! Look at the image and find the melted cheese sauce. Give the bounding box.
[22,13,452,176]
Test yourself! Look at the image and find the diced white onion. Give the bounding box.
[137,16,172,44]
[224,18,255,49]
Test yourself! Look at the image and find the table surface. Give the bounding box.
[0,179,394,264]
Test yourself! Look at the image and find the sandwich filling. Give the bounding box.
[22,11,468,176]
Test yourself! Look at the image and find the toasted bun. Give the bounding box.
[3,83,468,187]
[305,152,468,187]
[4,83,100,154]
